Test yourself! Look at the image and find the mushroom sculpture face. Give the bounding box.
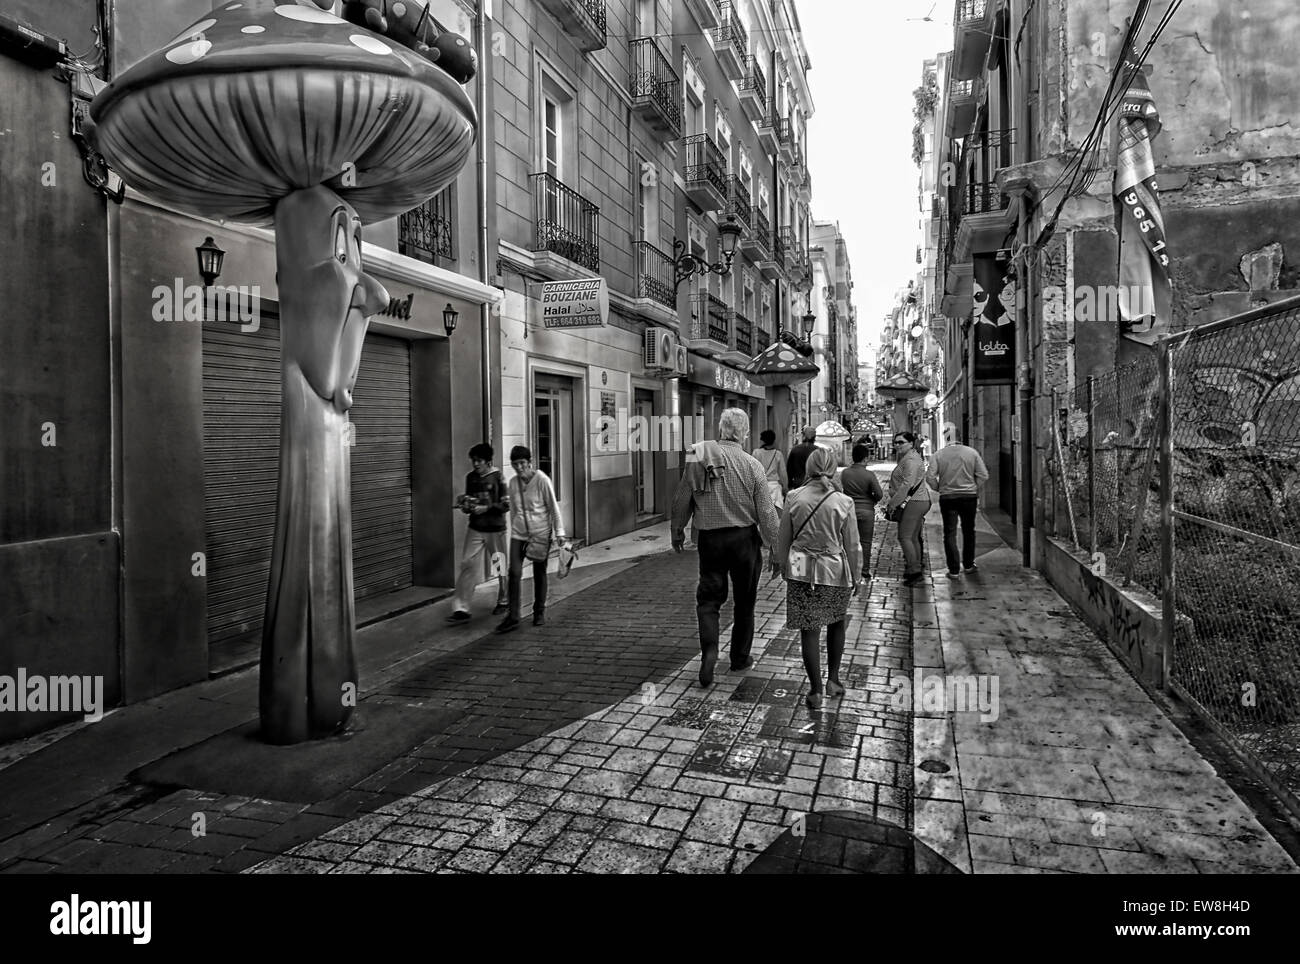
[89,0,479,745]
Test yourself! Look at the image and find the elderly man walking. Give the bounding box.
[672,408,781,687]
[927,434,989,577]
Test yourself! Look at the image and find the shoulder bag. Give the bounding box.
[886,477,924,524]
[515,477,552,562]
[787,489,836,580]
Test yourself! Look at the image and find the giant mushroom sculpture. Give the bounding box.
[742,337,820,452]
[875,372,932,435]
[89,0,478,744]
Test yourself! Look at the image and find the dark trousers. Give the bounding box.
[695,526,762,666]
[939,495,979,572]
[508,537,547,619]
[855,515,875,576]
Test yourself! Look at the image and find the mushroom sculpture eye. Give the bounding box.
[335,224,348,263]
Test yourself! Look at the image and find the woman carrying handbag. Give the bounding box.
[774,446,863,710]
[497,445,567,633]
[885,431,932,586]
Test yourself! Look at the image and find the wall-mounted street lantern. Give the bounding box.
[801,310,817,336]
[672,217,743,289]
[196,236,225,288]
[442,302,459,337]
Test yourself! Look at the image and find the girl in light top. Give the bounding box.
[776,446,863,710]
[497,445,567,633]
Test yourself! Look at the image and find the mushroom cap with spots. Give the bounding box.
[89,0,476,225]
[741,338,820,387]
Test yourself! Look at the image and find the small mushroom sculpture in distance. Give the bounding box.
[89,0,478,744]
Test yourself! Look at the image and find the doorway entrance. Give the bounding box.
[533,374,576,536]
[633,388,656,516]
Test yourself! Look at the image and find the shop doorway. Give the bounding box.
[533,374,576,536]
[633,389,656,516]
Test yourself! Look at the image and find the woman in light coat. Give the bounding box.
[752,428,788,511]
[885,431,932,586]
[775,446,862,710]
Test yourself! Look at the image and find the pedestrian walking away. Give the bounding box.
[839,441,884,580]
[927,433,989,576]
[672,408,780,687]
[775,446,862,711]
[885,431,932,586]
[785,425,820,490]
[498,445,567,633]
[752,428,789,512]
[446,443,510,623]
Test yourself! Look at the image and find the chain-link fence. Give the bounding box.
[1046,297,1300,815]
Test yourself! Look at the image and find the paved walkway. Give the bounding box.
[0,469,1295,874]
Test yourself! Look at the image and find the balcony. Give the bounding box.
[771,228,788,279]
[682,0,720,30]
[687,292,730,356]
[738,56,767,123]
[398,185,454,264]
[777,227,797,271]
[632,240,676,322]
[776,117,794,162]
[945,76,980,138]
[683,133,728,210]
[713,1,748,80]
[743,204,773,263]
[726,175,752,230]
[755,326,772,352]
[531,172,600,274]
[756,103,780,154]
[536,0,607,52]
[950,129,1015,264]
[796,167,811,203]
[951,0,992,81]
[629,38,681,139]
[718,309,753,365]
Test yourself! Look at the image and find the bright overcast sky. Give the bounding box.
[801,0,954,359]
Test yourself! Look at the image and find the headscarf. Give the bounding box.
[803,445,838,488]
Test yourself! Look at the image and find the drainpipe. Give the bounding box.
[474,0,493,445]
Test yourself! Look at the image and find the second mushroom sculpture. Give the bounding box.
[89,0,478,744]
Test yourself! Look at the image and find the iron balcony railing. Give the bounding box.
[951,77,974,98]
[732,310,754,355]
[773,226,787,266]
[778,226,797,264]
[957,0,987,22]
[691,292,730,343]
[629,37,682,135]
[716,1,748,63]
[398,185,454,263]
[531,172,600,272]
[683,133,728,199]
[963,179,1009,215]
[755,326,772,352]
[775,116,792,148]
[727,175,752,228]
[750,205,771,253]
[962,127,1016,175]
[740,55,767,102]
[633,240,675,309]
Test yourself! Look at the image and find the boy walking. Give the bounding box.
[446,443,510,622]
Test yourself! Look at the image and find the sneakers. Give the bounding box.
[946,571,962,579]
[495,617,520,634]
[964,564,979,573]
[492,602,509,615]
[445,610,472,624]
[729,656,754,672]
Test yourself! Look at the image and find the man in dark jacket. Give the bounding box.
[786,425,820,489]
[446,443,510,622]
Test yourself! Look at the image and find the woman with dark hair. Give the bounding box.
[885,431,932,586]
[752,428,788,511]
[840,442,884,580]
[497,445,566,633]
[776,446,863,710]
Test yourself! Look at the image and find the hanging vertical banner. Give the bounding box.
[972,252,1015,385]
[1114,49,1171,346]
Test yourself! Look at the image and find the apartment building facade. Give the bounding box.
[807,220,859,432]
[922,0,1300,563]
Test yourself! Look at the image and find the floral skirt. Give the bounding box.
[786,581,853,630]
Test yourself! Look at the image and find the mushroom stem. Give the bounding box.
[259,185,387,745]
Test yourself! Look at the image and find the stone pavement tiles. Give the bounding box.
[910,507,1298,874]
[239,520,914,874]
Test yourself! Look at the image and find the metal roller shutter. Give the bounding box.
[202,312,412,669]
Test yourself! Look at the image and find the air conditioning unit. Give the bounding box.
[644,327,675,370]
[671,345,690,378]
